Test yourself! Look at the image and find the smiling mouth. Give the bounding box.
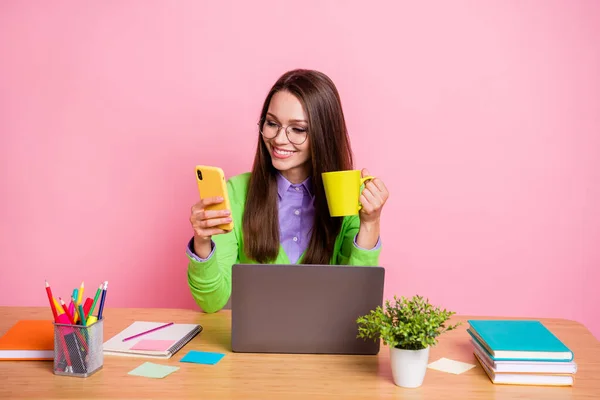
[273,147,295,156]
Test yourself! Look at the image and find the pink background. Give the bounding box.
[1,1,599,339]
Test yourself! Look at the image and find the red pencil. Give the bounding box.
[45,280,59,322]
[59,298,75,324]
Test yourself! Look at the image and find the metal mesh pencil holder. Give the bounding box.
[53,319,104,377]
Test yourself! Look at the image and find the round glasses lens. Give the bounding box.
[286,126,308,144]
[261,121,279,138]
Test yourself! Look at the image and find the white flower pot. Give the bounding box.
[389,346,430,388]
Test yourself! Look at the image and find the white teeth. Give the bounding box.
[274,148,294,155]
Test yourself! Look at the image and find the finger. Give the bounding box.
[361,168,371,178]
[192,197,221,209]
[359,193,375,214]
[364,180,379,194]
[192,209,211,222]
[200,196,225,207]
[198,217,233,229]
[190,209,208,224]
[191,203,202,214]
[365,179,389,205]
[371,178,388,195]
[195,209,231,219]
[191,198,224,214]
[372,179,390,200]
[362,187,382,210]
[196,228,227,237]
[364,180,382,198]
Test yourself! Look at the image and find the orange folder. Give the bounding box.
[0,320,54,360]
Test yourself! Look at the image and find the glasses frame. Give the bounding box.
[258,119,309,145]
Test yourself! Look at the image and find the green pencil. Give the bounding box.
[89,283,103,317]
[78,303,87,326]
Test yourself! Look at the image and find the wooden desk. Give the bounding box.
[0,307,598,399]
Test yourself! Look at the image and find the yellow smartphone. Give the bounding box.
[195,165,234,231]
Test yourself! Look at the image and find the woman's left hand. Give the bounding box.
[358,168,389,225]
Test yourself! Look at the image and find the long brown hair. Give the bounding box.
[243,69,354,264]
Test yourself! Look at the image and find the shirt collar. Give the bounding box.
[276,172,313,199]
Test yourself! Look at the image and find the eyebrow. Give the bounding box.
[266,112,307,124]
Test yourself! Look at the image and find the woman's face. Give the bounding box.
[261,90,311,184]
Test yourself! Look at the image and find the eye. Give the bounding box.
[266,120,279,127]
[291,127,307,133]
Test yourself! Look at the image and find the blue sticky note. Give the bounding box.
[180,350,225,365]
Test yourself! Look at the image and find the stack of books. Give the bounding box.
[467,319,577,386]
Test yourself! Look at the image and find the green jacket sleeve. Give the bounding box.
[336,215,382,266]
[186,179,242,313]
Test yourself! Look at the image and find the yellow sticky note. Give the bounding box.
[428,358,476,374]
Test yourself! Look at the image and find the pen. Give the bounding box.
[97,281,108,320]
[122,322,174,342]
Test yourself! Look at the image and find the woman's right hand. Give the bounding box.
[190,196,232,258]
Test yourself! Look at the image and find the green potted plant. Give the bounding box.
[356,295,460,388]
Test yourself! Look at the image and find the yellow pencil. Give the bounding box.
[77,281,84,306]
[72,296,81,323]
[53,297,65,314]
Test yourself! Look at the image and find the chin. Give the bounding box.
[271,158,293,170]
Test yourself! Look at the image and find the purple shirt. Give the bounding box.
[187,173,380,263]
[276,173,315,264]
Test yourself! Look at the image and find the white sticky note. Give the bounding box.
[427,358,476,374]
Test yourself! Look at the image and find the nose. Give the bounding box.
[272,126,290,145]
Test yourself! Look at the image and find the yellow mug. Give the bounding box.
[322,170,375,217]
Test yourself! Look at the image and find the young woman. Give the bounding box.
[187,69,389,312]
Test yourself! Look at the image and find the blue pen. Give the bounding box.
[97,281,108,320]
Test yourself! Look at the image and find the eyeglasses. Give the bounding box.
[259,119,309,145]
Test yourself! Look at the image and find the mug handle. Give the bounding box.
[358,176,375,211]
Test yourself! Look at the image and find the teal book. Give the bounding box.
[467,320,574,361]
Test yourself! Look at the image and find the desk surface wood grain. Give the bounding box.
[0,307,598,399]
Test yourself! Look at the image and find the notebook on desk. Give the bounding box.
[0,320,54,360]
[103,321,202,359]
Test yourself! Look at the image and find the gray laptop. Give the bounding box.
[231,264,385,355]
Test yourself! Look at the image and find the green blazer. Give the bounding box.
[186,173,382,312]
